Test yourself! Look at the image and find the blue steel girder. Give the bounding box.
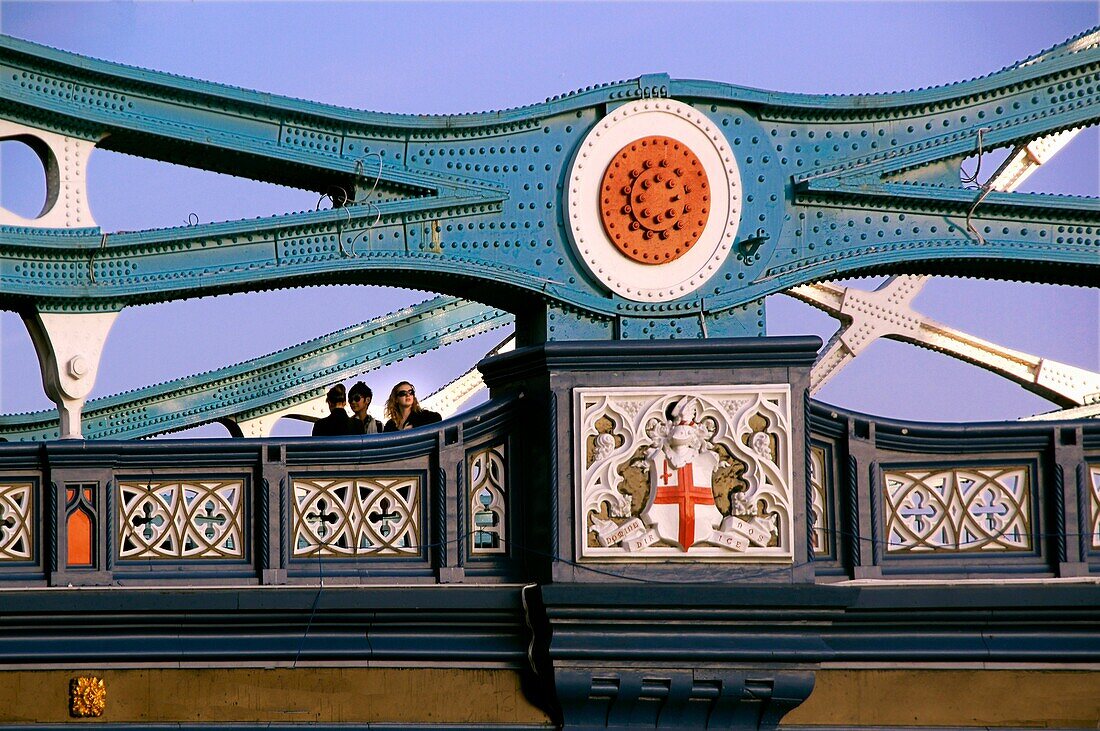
[0,30,1096,338]
[0,296,509,441]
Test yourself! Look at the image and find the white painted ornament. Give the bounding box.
[575,386,793,562]
[565,100,743,302]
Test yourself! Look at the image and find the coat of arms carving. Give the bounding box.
[575,386,793,562]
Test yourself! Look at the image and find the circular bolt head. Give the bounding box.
[68,355,89,379]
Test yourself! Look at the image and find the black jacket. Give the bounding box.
[383,409,443,432]
[312,410,360,436]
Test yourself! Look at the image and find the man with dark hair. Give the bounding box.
[311,384,358,436]
[348,381,383,434]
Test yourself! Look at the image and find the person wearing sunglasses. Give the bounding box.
[311,384,359,436]
[348,381,383,435]
[383,381,442,432]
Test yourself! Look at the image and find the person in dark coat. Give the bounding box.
[348,381,383,434]
[382,381,442,432]
[311,384,359,436]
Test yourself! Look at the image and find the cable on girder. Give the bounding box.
[964,183,996,246]
[962,126,996,245]
[959,126,993,186]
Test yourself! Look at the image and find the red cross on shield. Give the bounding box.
[642,450,721,550]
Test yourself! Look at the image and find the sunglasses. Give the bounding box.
[349,395,365,403]
[396,389,415,397]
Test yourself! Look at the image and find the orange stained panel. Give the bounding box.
[66,488,75,502]
[67,508,93,567]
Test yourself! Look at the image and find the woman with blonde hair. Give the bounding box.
[383,381,442,432]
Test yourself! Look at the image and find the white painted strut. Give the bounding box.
[421,335,516,418]
[793,276,926,394]
[1023,401,1100,422]
[0,120,98,228]
[993,129,1080,191]
[792,279,1100,407]
[229,400,328,439]
[22,311,118,439]
[6,122,111,437]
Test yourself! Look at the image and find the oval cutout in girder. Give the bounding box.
[0,137,52,220]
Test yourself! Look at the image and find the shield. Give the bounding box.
[642,449,721,550]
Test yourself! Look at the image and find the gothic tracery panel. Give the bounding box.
[117,480,245,559]
[0,482,33,561]
[468,444,507,555]
[809,445,831,557]
[575,386,793,562]
[883,466,1031,553]
[1090,465,1100,550]
[292,476,420,557]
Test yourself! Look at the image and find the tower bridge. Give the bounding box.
[0,23,1096,730]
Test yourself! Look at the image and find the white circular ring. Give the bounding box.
[565,99,742,302]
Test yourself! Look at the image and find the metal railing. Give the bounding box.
[0,396,520,586]
[809,403,1100,579]
[0,392,1095,586]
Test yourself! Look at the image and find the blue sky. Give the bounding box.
[0,1,1097,433]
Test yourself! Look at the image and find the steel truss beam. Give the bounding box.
[0,30,1095,323]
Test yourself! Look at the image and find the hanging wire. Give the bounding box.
[353,152,384,206]
[87,232,109,283]
[336,205,354,258]
[311,152,385,255]
[959,127,993,186]
[348,200,382,251]
[347,153,384,251]
[965,183,995,245]
[293,505,333,668]
[960,127,997,244]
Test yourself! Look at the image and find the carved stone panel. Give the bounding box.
[0,481,34,561]
[117,480,244,560]
[883,466,1031,553]
[809,445,831,557]
[1091,465,1100,550]
[575,386,793,562]
[468,444,507,556]
[292,476,420,557]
